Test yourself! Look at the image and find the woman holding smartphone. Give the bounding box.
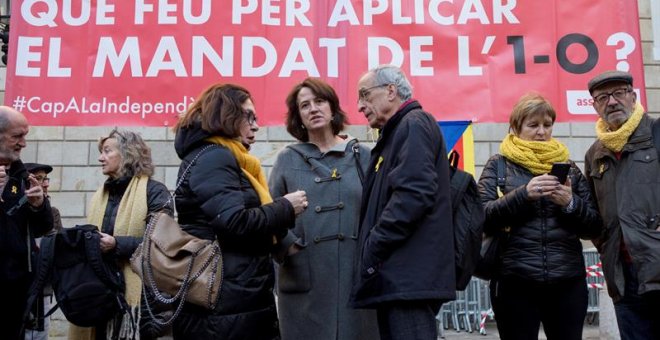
[477,93,601,340]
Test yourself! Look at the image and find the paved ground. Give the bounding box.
[441,321,600,339]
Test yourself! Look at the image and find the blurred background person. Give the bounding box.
[171,83,307,340]
[269,78,378,340]
[477,93,601,340]
[24,162,62,340]
[69,129,172,340]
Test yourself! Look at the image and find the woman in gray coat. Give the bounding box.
[269,78,379,340]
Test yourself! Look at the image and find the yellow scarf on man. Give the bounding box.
[69,175,149,340]
[500,134,570,175]
[595,102,645,152]
[205,136,273,204]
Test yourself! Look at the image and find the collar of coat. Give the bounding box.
[377,100,422,144]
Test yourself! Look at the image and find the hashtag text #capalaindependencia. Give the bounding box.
[24,96,195,119]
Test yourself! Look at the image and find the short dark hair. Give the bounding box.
[285,78,347,142]
[175,83,252,138]
[509,93,556,135]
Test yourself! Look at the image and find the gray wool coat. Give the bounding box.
[269,137,379,340]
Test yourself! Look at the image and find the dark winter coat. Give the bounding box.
[585,114,660,301]
[0,160,53,339]
[172,125,295,340]
[349,100,456,308]
[0,159,54,284]
[478,154,601,282]
[269,138,379,340]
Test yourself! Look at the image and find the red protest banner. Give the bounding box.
[4,0,645,126]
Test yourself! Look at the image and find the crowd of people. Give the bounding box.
[0,66,658,340]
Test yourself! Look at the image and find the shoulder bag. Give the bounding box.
[130,145,222,325]
[473,156,510,281]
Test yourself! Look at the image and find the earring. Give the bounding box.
[301,125,306,130]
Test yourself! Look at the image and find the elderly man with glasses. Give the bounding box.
[22,162,62,340]
[584,70,660,340]
[349,65,455,340]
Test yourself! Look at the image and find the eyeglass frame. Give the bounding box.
[244,109,257,126]
[33,175,50,183]
[592,87,633,106]
[358,84,391,101]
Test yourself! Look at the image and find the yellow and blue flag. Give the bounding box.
[438,121,475,176]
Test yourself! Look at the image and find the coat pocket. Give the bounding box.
[277,248,312,293]
[631,150,659,184]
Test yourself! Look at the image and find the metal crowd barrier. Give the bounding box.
[437,277,492,337]
[583,248,604,324]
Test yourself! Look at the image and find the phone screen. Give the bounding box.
[550,163,570,184]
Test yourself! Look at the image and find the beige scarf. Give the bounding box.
[68,175,149,340]
[595,102,645,152]
[499,134,570,175]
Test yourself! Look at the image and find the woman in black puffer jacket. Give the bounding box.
[477,93,601,340]
[171,83,308,340]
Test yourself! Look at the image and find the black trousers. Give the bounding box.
[1,281,30,340]
[490,275,587,340]
[613,262,660,340]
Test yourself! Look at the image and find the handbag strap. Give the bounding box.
[352,141,366,185]
[167,144,217,214]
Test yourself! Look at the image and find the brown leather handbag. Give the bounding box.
[130,145,222,325]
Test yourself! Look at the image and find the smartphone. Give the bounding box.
[550,162,571,184]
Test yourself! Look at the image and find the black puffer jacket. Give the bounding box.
[478,154,601,282]
[172,125,295,340]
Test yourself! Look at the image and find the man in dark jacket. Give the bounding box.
[0,106,54,339]
[23,162,62,340]
[585,70,660,340]
[350,65,455,339]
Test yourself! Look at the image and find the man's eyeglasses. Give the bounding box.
[34,176,50,183]
[593,88,632,106]
[358,84,390,101]
[244,110,257,125]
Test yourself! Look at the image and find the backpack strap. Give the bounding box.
[448,151,471,211]
[23,232,57,326]
[82,229,121,290]
[652,118,660,161]
[496,156,506,193]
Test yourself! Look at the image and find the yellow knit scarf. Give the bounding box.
[499,134,570,175]
[69,175,149,340]
[595,102,645,152]
[205,136,272,204]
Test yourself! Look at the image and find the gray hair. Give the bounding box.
[371,65,413,101]
[98,129,154,178]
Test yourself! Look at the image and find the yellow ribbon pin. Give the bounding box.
[331,168,338,178]
[375,156,384,172]
[11,186,17,194]
[599,163,605,175]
